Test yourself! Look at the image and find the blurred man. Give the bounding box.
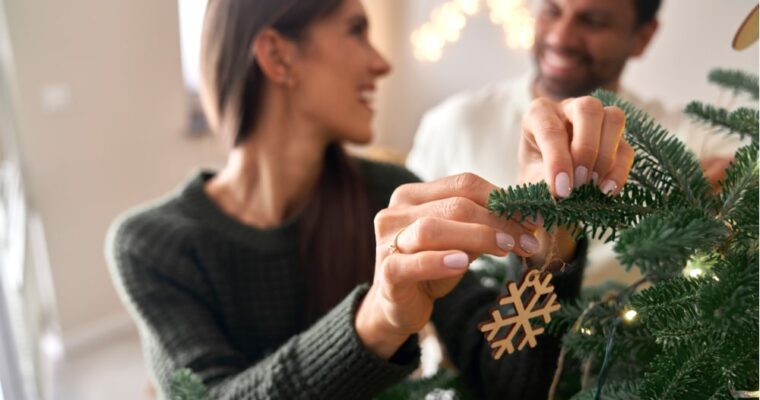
[407,0,738,284]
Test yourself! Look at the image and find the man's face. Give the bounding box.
[533,0,656,99]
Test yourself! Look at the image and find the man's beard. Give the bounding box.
[533,44,614,100]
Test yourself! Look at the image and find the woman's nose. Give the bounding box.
[370,46,392,77]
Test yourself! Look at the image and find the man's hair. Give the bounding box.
[634,0,662,26]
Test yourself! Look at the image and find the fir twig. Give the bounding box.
[631,277,703,334]
[717,144,759,234]
[614,210,729,278]
[708,69,759,100]
[594,90,714,211]
[685,102,759,144]
[488,182,657,242]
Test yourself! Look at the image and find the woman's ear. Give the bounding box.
[252,28,296,86]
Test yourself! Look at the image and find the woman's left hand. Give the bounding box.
[518,96,634,267]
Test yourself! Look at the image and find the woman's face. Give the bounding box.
[288,0,391,145]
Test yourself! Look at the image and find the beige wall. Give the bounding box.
[5,0,224,337]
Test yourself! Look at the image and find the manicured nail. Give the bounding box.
[443,253,469,269]
[601,180,618,195]
[555,172,571,198]
[496,232,515,251]
[574,166,588,189]
[520,234,540,254]
[591,172,599,184]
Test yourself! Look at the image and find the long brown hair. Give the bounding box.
[199,0,375,324]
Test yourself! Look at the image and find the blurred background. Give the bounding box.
[0,0,756,399]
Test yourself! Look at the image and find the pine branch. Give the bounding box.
[708,69,759,100]
[718,144,759,239]
[685,102,759,144]
[487,182,657,241]
[594,90,714,211]
[698,255,759,332]
[640,346,724,400]
[648,319,710,349]
[614,210,729,278]
[547,298,621,337]
[717,342,760,400]
[562,323,655,364]
[631,277,702,333]
[170,369,211,400]
[546,281,630,337]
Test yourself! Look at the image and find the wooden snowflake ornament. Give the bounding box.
[478,269,561,359]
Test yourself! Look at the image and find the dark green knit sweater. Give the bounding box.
[106,159,586,400]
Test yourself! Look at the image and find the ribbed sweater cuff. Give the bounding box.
[293,284,420,398]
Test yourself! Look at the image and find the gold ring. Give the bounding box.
[388,226,408,255]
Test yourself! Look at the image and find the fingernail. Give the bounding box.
[520,234,540,254]
[555,172,571,198]
[601,180,618,195]
[591,172,599,184]
[574,166,588,189]
[496,232,515,251]
[443,253,469,269]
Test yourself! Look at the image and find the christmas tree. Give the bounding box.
[489,68,758,399]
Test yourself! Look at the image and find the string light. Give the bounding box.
[487,0,535,49]
[683,253,718,279]
[687,267,704,278]
[623,309,638,322]
[411,0,535,62]
[580,327,594,336]
[456,0,480,15]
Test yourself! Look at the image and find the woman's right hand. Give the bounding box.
[355,173,540,359]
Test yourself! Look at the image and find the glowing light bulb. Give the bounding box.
[688,268,704,278]
[411,0,534,62]
[411,23,445,62]
[623,309,638,322]
[456,0,480,15]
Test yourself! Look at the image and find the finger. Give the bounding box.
[378,199,539,256]
[563,97,604,189]
[415,196,539,238]
[523,99,574,198]
[389,173,497,208]
[382,250,470,287]
[394,216,538,258]
[511,210,544,230]
[591,106,626,186]
[598,141,634,195]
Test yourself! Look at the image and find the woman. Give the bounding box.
[107,0,633,398]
